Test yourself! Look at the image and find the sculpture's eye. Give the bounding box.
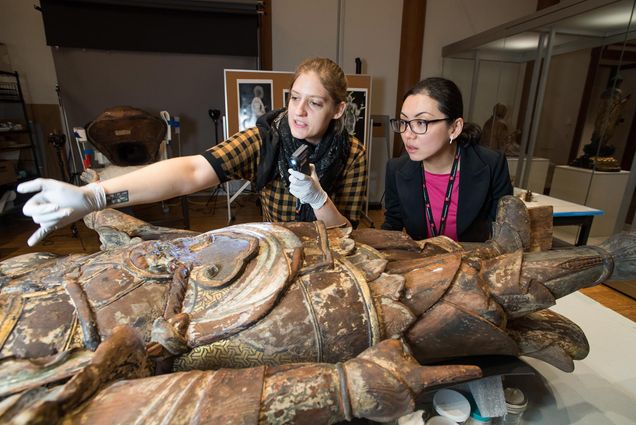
[204,265,219,279]
[190,264,228,289]
[148,263,168,274]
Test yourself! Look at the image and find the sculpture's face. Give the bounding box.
[128,233,258,289]
[287,71,345,145]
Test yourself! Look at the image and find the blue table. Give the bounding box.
[514,189,604,246]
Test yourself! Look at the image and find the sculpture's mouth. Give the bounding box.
[113,141,154,165]
[86,106,167,166]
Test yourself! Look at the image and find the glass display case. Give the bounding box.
[442,0,636,298]
[442,0,636,244]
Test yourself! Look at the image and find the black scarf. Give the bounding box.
[255,108,351,221]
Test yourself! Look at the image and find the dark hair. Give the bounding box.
[291,57,348,133]
[403,77,481,146]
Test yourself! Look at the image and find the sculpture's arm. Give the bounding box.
[0,329,480,425]
[84,208,197,250]
[259,339,480,424]
[348,195,635,373]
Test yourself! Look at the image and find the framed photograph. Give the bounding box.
[344,88,368,144]
[225,70,294,136]
[282,89,290,107]
[237,79,273,131]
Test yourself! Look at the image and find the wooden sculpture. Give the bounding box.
[0,196,634,423]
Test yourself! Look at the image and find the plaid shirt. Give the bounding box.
[203,127,367,223]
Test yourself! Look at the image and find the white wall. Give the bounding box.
[272,0,536,117]
[422,0,537,78]
[272,0,402,120]
[271,0,340,72]
[341,0,403,120]
[0,0,58,104]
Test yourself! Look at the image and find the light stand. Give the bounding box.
[205,108,235,213]
[48,132,84,247]
[55,85,82,180]
[210,109,221,144]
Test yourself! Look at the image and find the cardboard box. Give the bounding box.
[0,160,17,185]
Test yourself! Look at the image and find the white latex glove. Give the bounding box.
[288,164,328,210]
[17,178,107,246]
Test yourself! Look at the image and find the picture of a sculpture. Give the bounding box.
[238,80,273,131]
[344,89,367,141]
[572,74,631,171]
[1,196,634,423]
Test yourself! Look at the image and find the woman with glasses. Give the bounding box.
[382,77,513,242]
[18,58,367,246]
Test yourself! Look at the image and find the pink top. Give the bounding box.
[424,170,460,241]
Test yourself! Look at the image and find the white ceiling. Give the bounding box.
[443,0,636,62]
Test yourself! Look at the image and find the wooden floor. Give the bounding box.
[2,194,635,322]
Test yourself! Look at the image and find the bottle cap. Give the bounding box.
[433,389,471,423]
[503,387,528,415]
[504,387,527,407]
[426,416,457,425]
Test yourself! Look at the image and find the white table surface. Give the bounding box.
[514,188,604,217]
[504,292,636,424]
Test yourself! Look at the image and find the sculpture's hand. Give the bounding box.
[17,178,106,246]
[344,339,481,422]
[288,164,328,210]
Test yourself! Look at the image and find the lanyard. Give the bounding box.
[421,148,460,237]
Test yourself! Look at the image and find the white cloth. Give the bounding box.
[506,292,636,424]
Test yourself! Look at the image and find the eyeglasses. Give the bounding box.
[389,118,449,135]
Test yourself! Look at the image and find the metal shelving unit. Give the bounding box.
[0,70,41,216]
[0,70,41,185]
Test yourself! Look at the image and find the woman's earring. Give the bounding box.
[449,136,455,144]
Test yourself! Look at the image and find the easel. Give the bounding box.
[354,57,375,228]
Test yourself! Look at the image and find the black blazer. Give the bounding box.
[382,144,513,242]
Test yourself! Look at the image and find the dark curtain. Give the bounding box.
[39,0,259,56]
